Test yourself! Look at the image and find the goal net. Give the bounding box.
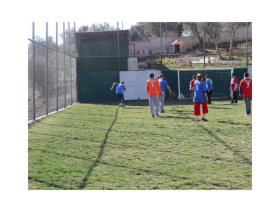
[178,68,233,100]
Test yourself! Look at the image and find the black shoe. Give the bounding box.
[161,110,165,113]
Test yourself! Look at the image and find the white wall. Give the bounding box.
[120,70,162,100]
[248,67,252,79]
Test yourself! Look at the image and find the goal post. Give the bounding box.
[178,68,233,100]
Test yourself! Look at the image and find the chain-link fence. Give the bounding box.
[28,22,77,121]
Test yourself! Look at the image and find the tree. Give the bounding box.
[134,22,147,40]
[183,22,204,52]
[205,22,221,53]
[162,22,184,37]
[89,22,116,31]
[77,25,89,32]
[221,22,243,60]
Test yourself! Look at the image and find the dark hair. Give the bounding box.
[150,73,154,78]
[193,75,196,79]
[232,73,235,76]
[159,74,164,78]
[121,82,124,84]
[205,75,209,78]
[196,73,203,80]
[157,75,160,79]
[244,72,249,77]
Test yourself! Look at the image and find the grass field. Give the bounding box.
[28,99,252,190]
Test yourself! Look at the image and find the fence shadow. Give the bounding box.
[78,106,120,189]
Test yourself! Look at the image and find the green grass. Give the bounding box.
[28,99,252,190]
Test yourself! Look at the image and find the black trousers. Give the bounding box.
[117,94,124,104]
[231,91,238,103]
[207,90,213,104]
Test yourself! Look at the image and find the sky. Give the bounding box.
[28,22,136,45]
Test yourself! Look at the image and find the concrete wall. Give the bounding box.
[120,70,162,100]
[129,26,252,55]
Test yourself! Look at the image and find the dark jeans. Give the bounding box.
[117,94,124,104]
[231,91,238,103]
[207,90,213,104]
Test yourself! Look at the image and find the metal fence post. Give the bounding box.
[246,22,248,70]
[56,22,58,111]
[46,22,49,115]
[117,22,119,72]
[32,22,35,120]
[203,22,205,69]
[74,22,78,103]
[160,22,162,70]
[68,22,72,105]
[63,22,66,108]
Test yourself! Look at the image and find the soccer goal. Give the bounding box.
[178,68,233,100]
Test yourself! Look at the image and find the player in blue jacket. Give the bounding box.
[193,73,209,121]
[110,82,126,107]
[205,75,213,104]
[156,74,171,113]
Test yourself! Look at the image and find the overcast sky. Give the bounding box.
[28,22,136,44]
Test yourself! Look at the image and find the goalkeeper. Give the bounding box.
[156,74,171,113]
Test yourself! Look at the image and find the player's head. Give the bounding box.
[244,72,249,78]
[193,75,196,80]
[150,73,154,78]
[205,75,209,79]
[231,73,235,77]
[121,82,124,84]
[159,74,164,79]
[196,73,203,81]
[157,75,160,79]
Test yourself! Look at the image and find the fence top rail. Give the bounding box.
[28,38,76,58]
[178,68,234,71]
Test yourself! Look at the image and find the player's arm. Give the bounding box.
[166,86,171,93]
[239,80,243,97]
[189,81,192,90]
[146,81,149,94]
[110,83,116,90]
[206,81,210,92]
[157,80,162,96]
[203,82,208,101]
[123,86,126,93]
[234,79,238,91]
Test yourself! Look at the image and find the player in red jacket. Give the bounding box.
[239,72,252,115]
[230,73,238,103]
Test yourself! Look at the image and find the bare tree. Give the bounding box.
[221,22,243,60]
[183,23,204,52]
[205,22,221,53]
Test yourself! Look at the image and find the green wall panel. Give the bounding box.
[161,70,178,100]
[78,71,119,102]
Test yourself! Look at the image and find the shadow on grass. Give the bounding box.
[157,115,193,120]
[217,120,252,127]
[28,177,67,190]
[78,106,120,189]
[172,107,252,165]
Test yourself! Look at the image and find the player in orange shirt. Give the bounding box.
[147,73,161,118]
